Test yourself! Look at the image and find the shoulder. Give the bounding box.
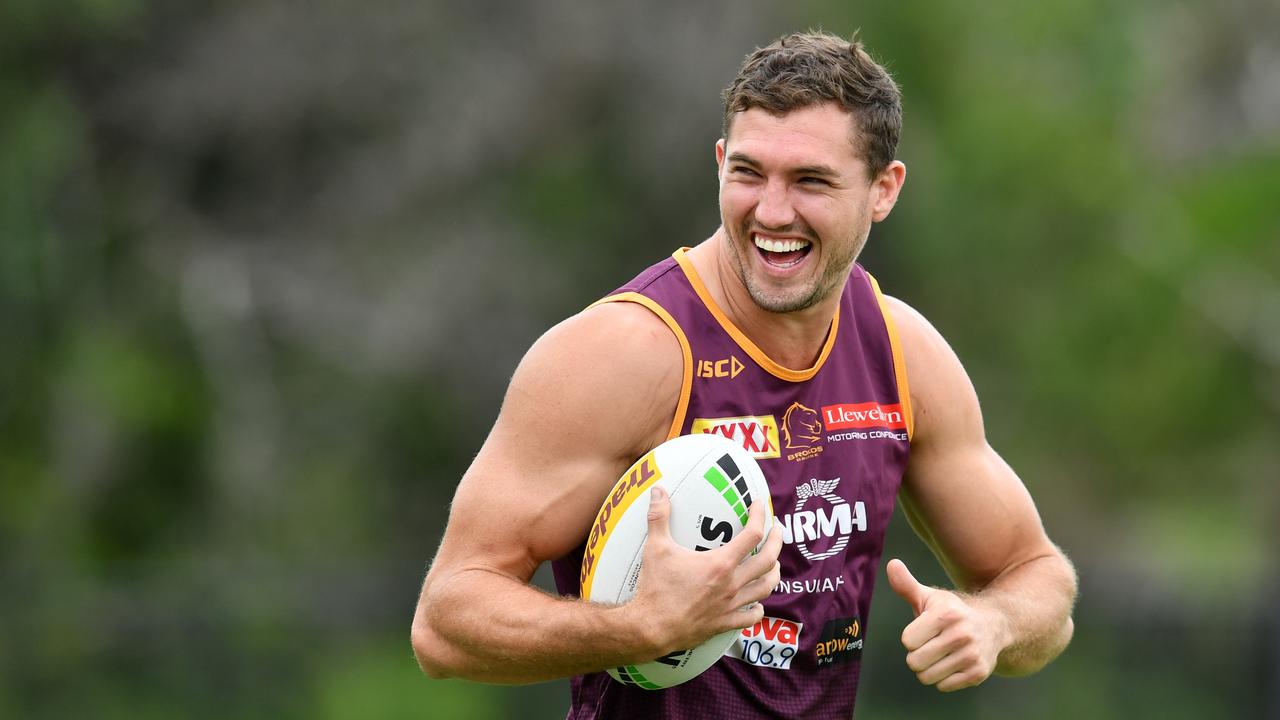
[521,299,683,390]
[880,295,984,448]
[507,298,685,459]
[880,294,951,369]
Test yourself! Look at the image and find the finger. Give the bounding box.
[723,494,766,557]
[759,518,783,560]
[646,485,671,539]
[905,625,965,672]
[905,629,966,675]
[726,599,767,630]
[732,524,782,584]
[913,643,974,687]
[936,668,984,693]
[886,559,930,616]
[732,561,781,607]
[900,608,948,652]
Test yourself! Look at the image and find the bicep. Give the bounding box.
[901,440,1051,591]
[890,296,1056,590]
[427,303,682,586]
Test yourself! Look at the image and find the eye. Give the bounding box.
[730,165,760,177]
[799,176,831,186]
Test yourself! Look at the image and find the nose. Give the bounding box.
[753,179,797,230]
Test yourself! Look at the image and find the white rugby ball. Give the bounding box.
[579,433,774,689]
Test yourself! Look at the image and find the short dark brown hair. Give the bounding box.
[721,31,902,177]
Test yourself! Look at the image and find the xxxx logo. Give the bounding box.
[690,416,780,459]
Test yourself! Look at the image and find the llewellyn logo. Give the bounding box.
[821,402,906,431]
[781,402,824,462]
[777,478,867,562]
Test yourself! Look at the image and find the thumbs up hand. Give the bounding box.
[886,559,1010,692]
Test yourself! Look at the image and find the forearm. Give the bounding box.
[412,567,657,684]
[971,550,1077,676]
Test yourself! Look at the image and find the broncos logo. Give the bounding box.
[781,402,822,449]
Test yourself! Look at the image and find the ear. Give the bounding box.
[715,138,727,176]
[870,160,907,222]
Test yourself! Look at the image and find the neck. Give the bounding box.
[685,229,843,371]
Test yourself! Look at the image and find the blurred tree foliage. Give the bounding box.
[1,0,1277,718]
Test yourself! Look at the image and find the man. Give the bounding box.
[412,31,1076,718]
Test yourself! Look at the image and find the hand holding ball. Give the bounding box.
[580,434,778,689]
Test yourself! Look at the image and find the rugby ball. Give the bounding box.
[579,433,774,689]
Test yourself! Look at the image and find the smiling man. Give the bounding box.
[412,31,1077,719]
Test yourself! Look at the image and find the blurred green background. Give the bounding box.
[3,0,1278,718]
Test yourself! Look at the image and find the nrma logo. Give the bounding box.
[777,478,867,561]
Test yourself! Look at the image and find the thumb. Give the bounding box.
[646,485,671,539]
[886,558,931,616]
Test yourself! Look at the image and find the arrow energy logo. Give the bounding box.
[814,616,863,667]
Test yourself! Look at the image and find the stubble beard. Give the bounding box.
[726,222,866,315]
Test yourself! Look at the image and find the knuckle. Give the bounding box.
[711,556,734,578]
[767,567,781,588]
[764,537,782,558]
[938,674,965,693]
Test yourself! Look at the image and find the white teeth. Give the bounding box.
[753,235,810,253]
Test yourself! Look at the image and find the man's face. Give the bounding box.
[716,103,900,314]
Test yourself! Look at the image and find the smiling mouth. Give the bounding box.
[753,234,812,268]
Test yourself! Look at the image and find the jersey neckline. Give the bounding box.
[672,247,840,383]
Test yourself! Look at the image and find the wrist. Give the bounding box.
[608,599,669,663]
[970,592,1016,658]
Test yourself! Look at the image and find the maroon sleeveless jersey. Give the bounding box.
[551,248,913,719]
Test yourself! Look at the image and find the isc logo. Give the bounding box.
[690,416,780,459]
[696,356,745,379]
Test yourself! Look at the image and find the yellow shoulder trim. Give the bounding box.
[864,271,915,441]
[587,292,692,441]
[671,248,837,383]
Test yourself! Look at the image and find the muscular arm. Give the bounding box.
[885,296,1077,689]
[411,302,779,683]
